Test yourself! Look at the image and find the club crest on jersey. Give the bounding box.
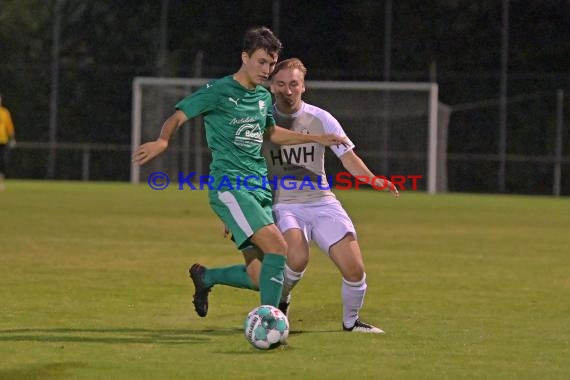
[234,123,263,147]
[259,100,267,116]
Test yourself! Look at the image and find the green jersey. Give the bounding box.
[176,75,275,190]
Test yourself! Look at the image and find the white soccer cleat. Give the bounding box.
[343,319,385,334]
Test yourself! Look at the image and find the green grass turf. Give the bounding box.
[0,180,569,379]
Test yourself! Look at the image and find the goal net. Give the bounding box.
[131,78,445,193]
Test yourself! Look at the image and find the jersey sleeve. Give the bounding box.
[321,111,355,158]
[175,81,219,119]
[264,92,276,129]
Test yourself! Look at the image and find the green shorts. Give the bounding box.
[209,188,274,249]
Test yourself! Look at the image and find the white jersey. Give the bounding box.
[263,101,355,204]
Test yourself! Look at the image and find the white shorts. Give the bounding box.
[273,198,356,255]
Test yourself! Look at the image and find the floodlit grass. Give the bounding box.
[1,180,569,379]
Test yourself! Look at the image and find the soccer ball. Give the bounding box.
[244,305,289,350]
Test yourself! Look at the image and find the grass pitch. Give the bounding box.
[1,180,569,379]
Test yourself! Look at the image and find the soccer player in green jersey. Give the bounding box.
[132,27,347,317]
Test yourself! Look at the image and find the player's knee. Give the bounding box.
[271,233,288,255]
[343,265,365,283]
[287,255,308,272]
[269,238,288,256]
[252,228,288,255]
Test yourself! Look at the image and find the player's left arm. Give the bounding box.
[266,125,348,147]
[340,150,400,198]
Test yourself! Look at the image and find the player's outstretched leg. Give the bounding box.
[189,263,212,317]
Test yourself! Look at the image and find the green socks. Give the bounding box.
[200,253,286,307]
[203,264,255,290]
[259,253,286,307]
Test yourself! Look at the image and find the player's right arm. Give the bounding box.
[340,150,399,198]
[132,110,188,165]
[266,125,348,146]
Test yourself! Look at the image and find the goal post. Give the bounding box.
[131,77,442,193]
[300,81,439,193]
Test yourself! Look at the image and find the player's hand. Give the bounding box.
[132,140,167,165]
[222,223,230,238]
[374,178,399,198]
[384,180,400,198]
[8,138,16,149]
[314,133,350,148]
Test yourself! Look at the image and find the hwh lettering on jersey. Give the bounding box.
[270,146,315,165]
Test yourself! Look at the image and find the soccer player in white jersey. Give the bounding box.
[263,58,399,333]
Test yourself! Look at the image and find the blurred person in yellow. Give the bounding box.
[0,93,16,191]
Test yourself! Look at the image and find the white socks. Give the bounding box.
[281,265,368,329]
[342,273,367,328]
[280,264,305,303]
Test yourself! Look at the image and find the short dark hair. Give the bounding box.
[242,26,282,57]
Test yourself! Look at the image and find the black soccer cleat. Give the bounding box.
[278,300,290,317]
[189,263,212,317]
[343,319,385,334]
[278,294,291,317]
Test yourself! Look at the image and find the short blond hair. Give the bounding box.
[271,58,307,79]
